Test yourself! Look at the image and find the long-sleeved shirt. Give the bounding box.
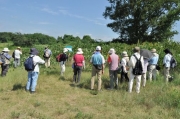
[31,55,45,72]
[128,52,144,74]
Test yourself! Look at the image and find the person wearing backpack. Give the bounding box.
[13,47,22,68]
[72,48,85,84]
[25,48,45,94]
[163,48,173,83]
[0,48,11,77]
[107,48,119,90]
[90,46,105,91]
[43,46,52,68]
[120,51,129,83]
[59,48,68,76]
[128,47,144,93]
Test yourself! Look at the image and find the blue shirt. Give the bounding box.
[149,56,159,65]
[90,52,105,65]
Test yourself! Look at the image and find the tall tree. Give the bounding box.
[103,0,180,44]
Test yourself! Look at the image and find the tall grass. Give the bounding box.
[0,62,180,119]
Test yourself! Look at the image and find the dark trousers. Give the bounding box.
[1,64,9,77]
[73,66,82,83]
[120,71,129,83]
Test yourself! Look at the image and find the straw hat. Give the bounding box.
[2,48,10,52]
[151,48,156,53]
[122,51,128,57]
[76,48,83,54]
[133,47,140,52]
[17,47,21,49]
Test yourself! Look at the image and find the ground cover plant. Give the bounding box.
[0,41,180,119]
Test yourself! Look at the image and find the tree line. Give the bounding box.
[0,32,99,47]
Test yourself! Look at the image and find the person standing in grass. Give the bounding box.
[163,48,172,83]
[72,48,85,84]
[120,51,129,83]
[43,46,52,68]
[26,48,45,94]
[13,47,22,68]
[90,46,105,91]
[60,48,68,76]
[141,58,149,87]
[0,48,11,77]
[148,48,159,81]
[107,48,119,89]
[128,47,144,93]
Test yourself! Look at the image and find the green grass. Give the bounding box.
[0,62,180,119]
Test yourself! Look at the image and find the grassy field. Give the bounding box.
[0,61,180,119]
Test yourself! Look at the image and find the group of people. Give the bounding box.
[0,45,175,94]
[70,46,174,94]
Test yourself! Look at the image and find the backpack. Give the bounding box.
[132,55,143,75]
[43,50,50,58]
[170,56,177,68]
[0,53,6,65]
[12,51,15,58]
[56,53,67,62]
[24,56,35,71]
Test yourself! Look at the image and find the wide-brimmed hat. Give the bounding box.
[17,47,21,49]
[133,47,140,52]
[151,48,156,53]
[164,48,171,54]
[63,48,68,53]
[29,48,38,55]
[122,51,128,57]
[2,47,10,52]
[108,48,115,54]
[76,48,83,54]
[96,46,101,51]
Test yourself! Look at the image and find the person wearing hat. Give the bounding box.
[59,48,68,76]
[148,48,159,82]
[90,46,105,91]
[43,46,52,68]
[163,48,172,83]
[120,51,129,83]
[0,48,11,77]
[13,47,22,68]
[107,48,119,89]
[72,48,85,84]
[128,47,144,93]
[25,48,45,94]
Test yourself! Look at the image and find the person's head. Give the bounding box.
[45,46,48,49]
[76,48,83,54]
[96,46,101,52]
[2,47,10,53]
[29,48,39,55]
[151,48,156,53]
[17,47,21,50]
[164,48,171,54]
[133,47,140,53]
[108,48,115,54]
[63,48,68,53]
[121,51,128,57]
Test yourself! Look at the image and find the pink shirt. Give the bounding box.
[73,54,85,66]
[107,53,119,70]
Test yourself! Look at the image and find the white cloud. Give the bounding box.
[41,8,58,15]
[38,22,52,25]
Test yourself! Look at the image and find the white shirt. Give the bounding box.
[31,55,45,72]
[15,49,22,59]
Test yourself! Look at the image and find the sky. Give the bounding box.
[0,0,179,42]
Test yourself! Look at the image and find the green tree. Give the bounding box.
[82,35,95,43]
[103,0,180,44]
